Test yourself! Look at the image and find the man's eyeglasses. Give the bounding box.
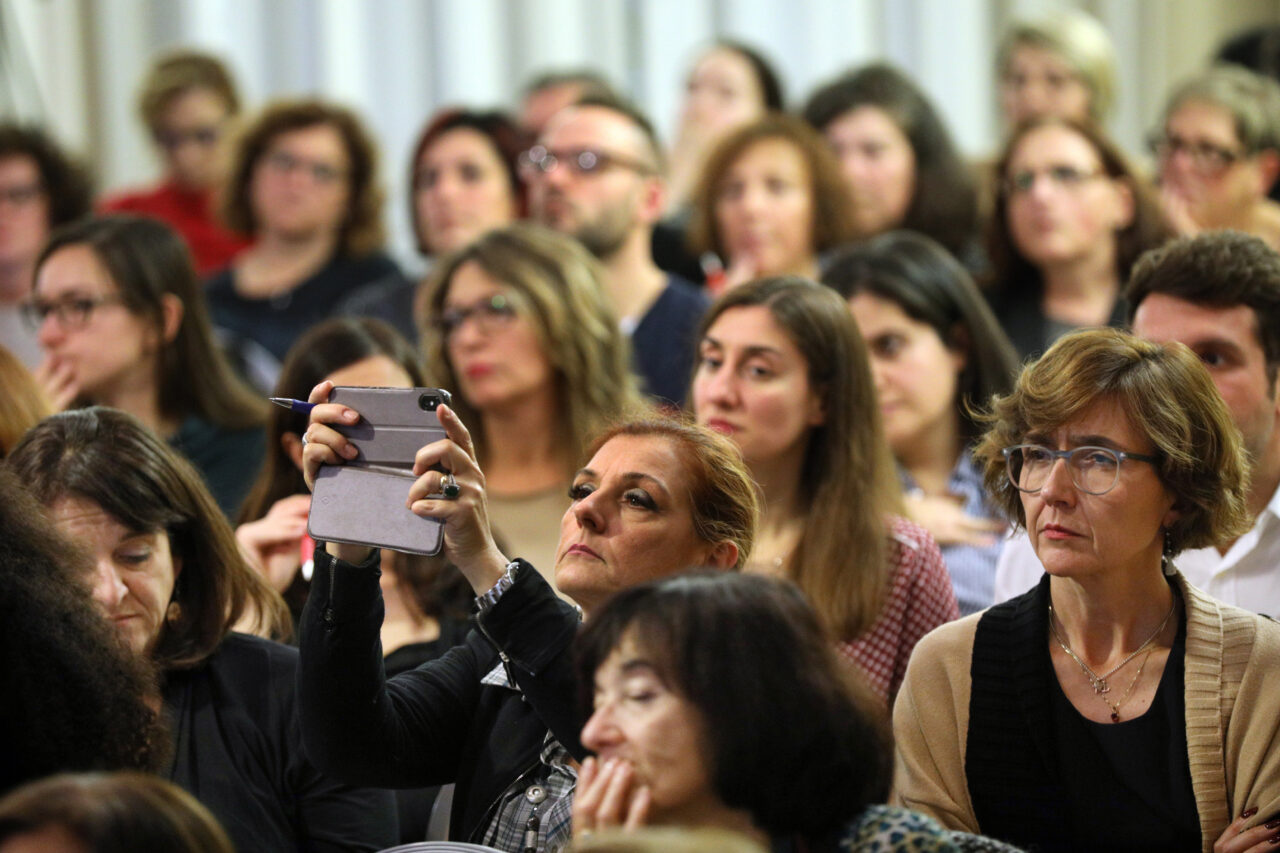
[21,295,126,331]
[1148,132,1245,175]
[1003,165,1104,196]
[434,293,518,338]
[1002,444,1160,496]
[263,150,348,185]
[518,146,656,179]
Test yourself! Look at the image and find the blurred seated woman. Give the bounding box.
[0,772,233,853]
[572,572,955,851]
[0,344,49,458]
[99,50,249,275]
[0,467,165,796]
[688,115,856,292]
[28,215,265,516]
[691,277,958,704]
[6,408,397,853]
[207,99,406,387]
[298,404,757,851]
[801,64,981,269]
[825,231,1020,615]
[340,109,528,343]
[894,328,1280,852]
[985,116,1173,359]
[419,223,645,584]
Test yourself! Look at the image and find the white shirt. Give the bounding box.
[993,482,1280,619]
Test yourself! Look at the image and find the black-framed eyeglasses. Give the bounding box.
[434,293,518,338]
[518,145,656,178]
[1147,132,1245,175]
[1003,165,1105,196]
[263,150,348,184]
[1002,444,1160,496]
[21,295,126,331]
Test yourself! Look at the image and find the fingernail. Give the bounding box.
[1245,807,1260,818]
[1266,819,1280,829]
[1269,832,1280,844]
[343,409,357,421]
[343,445,358,459]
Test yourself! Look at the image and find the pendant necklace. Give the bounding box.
[1048,598,1175,696]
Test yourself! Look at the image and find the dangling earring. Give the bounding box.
[165,600,183,625]
[1161,528,1176,576]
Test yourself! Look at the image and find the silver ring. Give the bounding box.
[301,432,309,446]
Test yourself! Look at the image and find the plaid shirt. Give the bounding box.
[477,662,577,853]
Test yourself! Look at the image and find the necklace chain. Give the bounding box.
[1048,599,1175,696]
[1101,648,1153,722]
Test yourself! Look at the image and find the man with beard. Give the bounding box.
[523,96,708,406]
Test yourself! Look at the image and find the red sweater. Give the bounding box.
[100,181,251,275]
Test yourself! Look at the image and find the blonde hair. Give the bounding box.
[420,223,645,473]
[974,328,1252,554]
[998,8,1118,123]
[0,345,49,458]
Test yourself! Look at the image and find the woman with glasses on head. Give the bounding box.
[894,328,1280,853]
[1153,65,1280,252]
[207,99,408,389]
[985,116,1172,359]
[29,215,265,517]
[419,223,645,586]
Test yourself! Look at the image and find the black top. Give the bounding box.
[1050,621,1198,851]
[167,415,265,519]
[334,270,421,346]
[298,550,583,845]
[206,252,407,365]
[965,575,1198,852]
[163,632,398,852]
[987,277,1128,361]
[630,275,709,407]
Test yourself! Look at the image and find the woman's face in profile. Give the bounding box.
[554,433,723,615]
[580,634,717,821]
[414,127,518,255]
[48,495,180,659]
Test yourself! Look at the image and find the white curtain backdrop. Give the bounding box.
[4,0,1276,267]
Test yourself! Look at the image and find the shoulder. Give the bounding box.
[207,632,300,683]
[337,252,404,281]
[840,804,956,852]
[888,517,948,581]
[910,611,982,671]
[661,275,711,307]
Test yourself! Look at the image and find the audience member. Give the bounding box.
[297,405,757,851]
[0,467,165,795]
[690,277,958,703]
[207,99,407,387]
[996,8,1117,127]
[28,215,266,517]
[420,223,644,583]
[525,96,708,406]
[0,344,48,457]
[0,125,92,367]
[99,50,250,275]
[986,116,1172,359]
[826,231,1019,615]
[896,328,1280,852]
[572,572,957,851]
[1152,65,1280,250]
[0,772,233,853]
[997,232,1280,621]
[802,64,981,268]
[689,116,856,291]
[518,68,617,136]
[7,407,398,853]
[340,108,529,343]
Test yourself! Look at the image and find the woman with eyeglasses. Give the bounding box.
[894,328,1280,853]
[206,99,408,390]
[419,223,645,587]
[985,116,1172,360]
[1153,65,1280,252]
[29,215,265,517]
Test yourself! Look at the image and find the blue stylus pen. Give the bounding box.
[268,397,317,414]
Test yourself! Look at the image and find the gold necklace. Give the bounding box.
[1101,648,1153,723]
[1047,599,1174,695]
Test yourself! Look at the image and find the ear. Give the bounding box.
[805,385,827,428]
[1254,150,1280,196]
[637,174,667,226]
[1109,177,1136,230]
[1160,503,1182,533]
[160,293,184,344]
[703,540,740,571]
[281,431,305,472]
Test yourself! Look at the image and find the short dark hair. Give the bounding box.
[575,572,890,842]
[0,468,167,793]
[0,124,93,229]
[7,408,291,670]
[222,99,386,255]
[1126,230,1280,382]
[823,230,1021,441]
[571,93,667,174]
[709,40,785,110]
[801,63,978,256]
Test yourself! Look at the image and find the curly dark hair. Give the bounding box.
[0,468,168,794]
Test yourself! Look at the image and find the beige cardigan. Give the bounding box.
[892,572,1280,852]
